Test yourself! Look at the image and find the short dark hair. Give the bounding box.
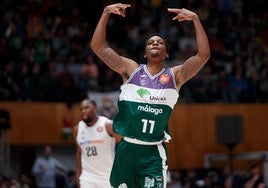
[82,98,97,107]
[145,33,169,54]
[89,99,97,107]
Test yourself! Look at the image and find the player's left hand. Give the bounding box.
[167,8,198,22]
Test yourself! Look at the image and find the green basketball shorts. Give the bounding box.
[110,138,168,188]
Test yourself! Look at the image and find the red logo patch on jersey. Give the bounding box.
[97,127,104,132]
[159,73,170,85]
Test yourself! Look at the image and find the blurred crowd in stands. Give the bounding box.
[0,163,266,188]
[0,0,268,104]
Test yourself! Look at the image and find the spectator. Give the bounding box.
[31,145,67,188]
[218,165,242,188]
[243,164,265,188]
[19,173,32,188]
[169,170,183,188]
[65,170,77,188]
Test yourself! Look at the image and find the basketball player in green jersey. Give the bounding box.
[90,3,210,188]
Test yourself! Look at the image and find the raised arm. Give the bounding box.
[168,8,210,89]
[90,3,138,81]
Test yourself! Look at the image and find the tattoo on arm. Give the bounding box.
[101,48,122,71]
[181,56,201,82]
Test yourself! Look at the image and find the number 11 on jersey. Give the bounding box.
[141,119,155,134]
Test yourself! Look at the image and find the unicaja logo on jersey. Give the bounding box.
[137,88,166,102]
[137,88,151,98]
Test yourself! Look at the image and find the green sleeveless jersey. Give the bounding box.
[113,64,179,142]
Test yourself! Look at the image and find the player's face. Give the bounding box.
[80,101,96,123]
[145,36,168,59]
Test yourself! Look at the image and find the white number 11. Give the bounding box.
[141,119,155,134]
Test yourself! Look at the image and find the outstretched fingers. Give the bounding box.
[167,8,181,20]
[167,8,196,21]
[108,3,131,17]
[167,8,182,14]
[116,3,131,17]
